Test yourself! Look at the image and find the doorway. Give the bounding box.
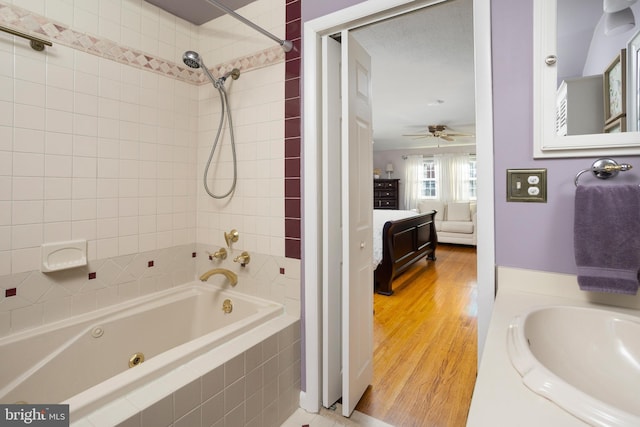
[301,0,495,415]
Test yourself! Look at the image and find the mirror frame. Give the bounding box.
[533,0,640,158]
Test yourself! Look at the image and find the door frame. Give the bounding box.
[301,0,495,413]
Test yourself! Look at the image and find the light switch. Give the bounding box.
[507,169,547,202]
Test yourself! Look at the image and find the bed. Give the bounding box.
[373,209,438,295]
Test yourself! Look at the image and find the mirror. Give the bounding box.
[534,0,640,158]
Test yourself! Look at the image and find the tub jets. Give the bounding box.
[128,352,145,368]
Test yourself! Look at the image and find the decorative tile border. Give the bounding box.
[0,1,284,85]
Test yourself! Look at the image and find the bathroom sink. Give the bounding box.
[507,305,640,427]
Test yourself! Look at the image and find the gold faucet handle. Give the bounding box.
[233,251,250,266]
[224,229,239,247]
[208,247,227,260]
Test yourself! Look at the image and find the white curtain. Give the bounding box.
[435,153,471,202]
[403,155,423,210]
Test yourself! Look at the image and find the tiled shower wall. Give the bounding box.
[0,0,301,336]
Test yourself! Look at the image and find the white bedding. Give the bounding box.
[372,209,420,266]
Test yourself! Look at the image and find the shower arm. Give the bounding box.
[204,0,293,52]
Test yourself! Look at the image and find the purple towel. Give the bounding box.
[574,184,640,294]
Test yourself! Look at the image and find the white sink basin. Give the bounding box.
[507,305,640,427]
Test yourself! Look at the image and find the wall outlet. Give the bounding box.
[506,169,547,202]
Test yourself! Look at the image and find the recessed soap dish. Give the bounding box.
[41,239,87,273]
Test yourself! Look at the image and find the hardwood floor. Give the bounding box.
[355,244,478,427]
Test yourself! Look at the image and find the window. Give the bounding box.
[420,158,437,198]
[419,155,476,201]
[468,158,477,200]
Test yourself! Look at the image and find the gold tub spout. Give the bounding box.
[199,268,238,286]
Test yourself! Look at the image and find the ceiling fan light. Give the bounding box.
[603,0,637,13]
[604,7,636,35]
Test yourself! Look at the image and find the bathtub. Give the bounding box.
[0,281,289,422]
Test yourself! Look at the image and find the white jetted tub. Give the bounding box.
[0,282,285,421]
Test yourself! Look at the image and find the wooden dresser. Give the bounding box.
[373,179,399,209]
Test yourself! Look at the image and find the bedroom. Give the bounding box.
[349,0,479,424]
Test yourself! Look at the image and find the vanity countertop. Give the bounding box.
[466,267,640,427]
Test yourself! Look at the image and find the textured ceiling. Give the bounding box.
[351,0,476,151]
[143,0,256,25]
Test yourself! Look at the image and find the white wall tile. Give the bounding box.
[44,154,72,177]
[43,221,71,242]
[44,177,71,200]
[97,217,118,239]
[97,179,118,198]
[97,158,119,178]
[13,177,43,200]
[0,101,12,127]
[72,177,97,199]
[44,199,71,222]
[46,64,74,91]
[14,128,44,153]
[14,80,45,107]
[72,199,96,220]
[72,156,97,178]
[0,126,12,152]
[96,237,118,259]
[46,86,74,112]
[0,227,10,251]
[15,55,46,85]
[0,151,11,176]
[0,251,9,276]
[74,8,99,35]
[46,109,74,134]
[72,219,96,240]
[97,198,118,218]
[73,114,98,137]
[14,104,45,131]
[12,223,43,249]
[74,93,99,116]
[13,152,43,177]
[72,135,98,157]
[45,132,72,155]
[12,201,43,225]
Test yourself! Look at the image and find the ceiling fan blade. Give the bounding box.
[441,135,455,142]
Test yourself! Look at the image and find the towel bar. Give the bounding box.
[574,158,633,187]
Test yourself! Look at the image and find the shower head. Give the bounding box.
[183,51,239,87]
[183,50,219,87]
[182,51,201,69]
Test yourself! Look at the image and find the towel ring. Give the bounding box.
[574,158,633,187]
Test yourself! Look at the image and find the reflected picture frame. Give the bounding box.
[627,30,640,132]
[604,117,626,134]
[603,49,627,125]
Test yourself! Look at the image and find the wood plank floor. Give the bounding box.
[355,244,478,427]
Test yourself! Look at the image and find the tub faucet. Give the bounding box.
[199,268,238,286]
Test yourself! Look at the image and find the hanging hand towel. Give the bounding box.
[574,184,640,294]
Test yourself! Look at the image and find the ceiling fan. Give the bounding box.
[403,125,474,142]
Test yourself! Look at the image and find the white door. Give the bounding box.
[341,30,374,417]
[322,35,343,408]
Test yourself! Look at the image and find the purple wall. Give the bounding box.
[492,0,639,274]
[302,0,640,275]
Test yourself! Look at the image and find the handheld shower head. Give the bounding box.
[182,51,201,69]
[183,50,219,87]
[183,51,240,87]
